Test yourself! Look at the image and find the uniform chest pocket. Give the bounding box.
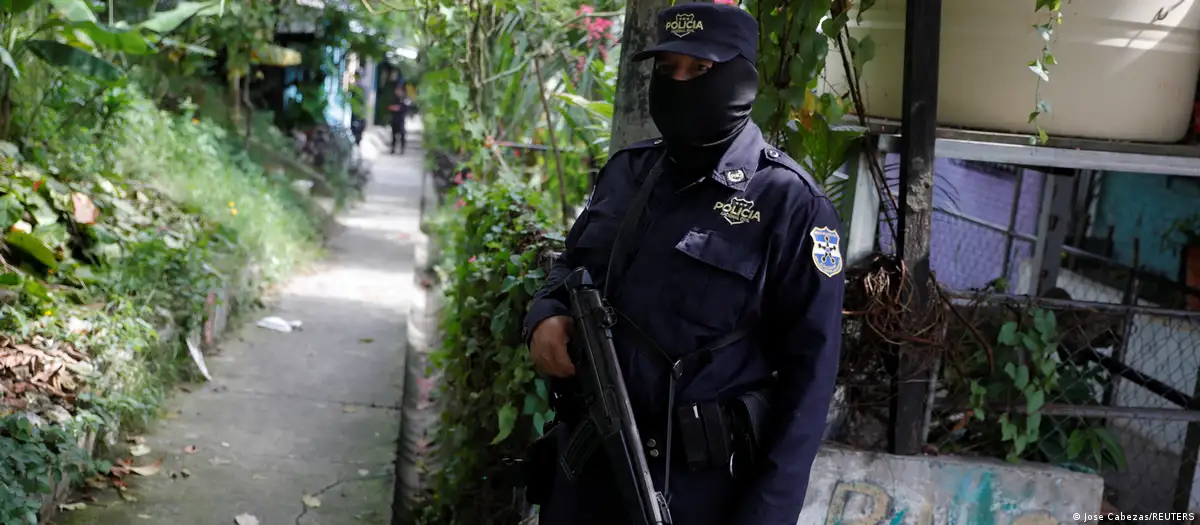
[664,228,763,330]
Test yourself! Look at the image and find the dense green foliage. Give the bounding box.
[420,174,560,523]
[0,1,401,520]
[412,0,620,522]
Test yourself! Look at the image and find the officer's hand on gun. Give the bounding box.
[530,315,577,378]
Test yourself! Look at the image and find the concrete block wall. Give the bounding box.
[520,445,1103,525]
[800,446,1103,524]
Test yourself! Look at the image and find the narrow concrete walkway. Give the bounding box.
[60,127,422,525]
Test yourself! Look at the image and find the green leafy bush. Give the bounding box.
[0,415,102,525]
[415,173,561,524]
[942,308,1128,473]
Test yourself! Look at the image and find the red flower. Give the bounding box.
[468,256,477,263]
[455,198,466,208]
[453,172,464,185]
[585,17,613,42]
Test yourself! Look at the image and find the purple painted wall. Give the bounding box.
[877,156,1045,292]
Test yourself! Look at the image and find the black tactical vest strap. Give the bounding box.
[603,153,667,300]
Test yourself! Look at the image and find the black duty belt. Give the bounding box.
[639,386,772,481]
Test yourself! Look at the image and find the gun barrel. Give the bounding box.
[564,267,671,525]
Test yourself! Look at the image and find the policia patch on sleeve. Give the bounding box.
[809,226,843,277]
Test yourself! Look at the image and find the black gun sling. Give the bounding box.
[601,152,749,501]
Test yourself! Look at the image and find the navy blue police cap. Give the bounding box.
[632,3,758,64]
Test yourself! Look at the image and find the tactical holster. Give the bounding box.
[522,419,562,505]
[673,386,771,480]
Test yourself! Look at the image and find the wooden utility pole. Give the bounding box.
[608,0,698,155]
[890,0,943,456]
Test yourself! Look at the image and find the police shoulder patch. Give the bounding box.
[809,226,843,278]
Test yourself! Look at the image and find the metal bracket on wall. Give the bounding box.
[1030,168,1077,297]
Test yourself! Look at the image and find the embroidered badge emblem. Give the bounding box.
[810,226,843,277]
[666,13,704,38]
[713,197,761,226]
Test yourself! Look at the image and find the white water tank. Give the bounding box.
[825,0,1200,142]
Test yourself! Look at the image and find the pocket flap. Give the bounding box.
[674,228,762,280]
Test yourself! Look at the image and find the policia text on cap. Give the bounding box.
[522,4,846,525]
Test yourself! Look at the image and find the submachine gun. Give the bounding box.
[557,267,672,525]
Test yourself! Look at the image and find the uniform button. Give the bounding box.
[646,438,657,447]
[766,149,780,159]
[653,139,663,145]
[649,449,660,458]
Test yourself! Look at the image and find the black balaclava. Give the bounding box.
[649,56,759,173]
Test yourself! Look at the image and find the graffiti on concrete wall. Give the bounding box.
[824,480,1061,525]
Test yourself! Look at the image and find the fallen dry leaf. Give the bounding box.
[120,489,138,502]
[71,193,99,224]
[302,494,322,508]
[358,469,369,477]
[252,474,268,480]
[234,514,260,525]
[130,458,163,476]
[128,436,146,445]
[358,338,374,344]
[210,457,232,466]
[138,515,153,520]
[342,406,358,413]
[221,442,230,448]
[59,502,88,511]
[129,444,151,457]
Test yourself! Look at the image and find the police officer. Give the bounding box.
[523,3,844,525]
[388,82,410,155]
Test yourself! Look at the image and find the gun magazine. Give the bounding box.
[558,417,601,483]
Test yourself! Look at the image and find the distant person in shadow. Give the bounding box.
[387,83,410,155]
[348,72,367,145]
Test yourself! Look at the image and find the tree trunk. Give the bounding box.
[608,0,698,155]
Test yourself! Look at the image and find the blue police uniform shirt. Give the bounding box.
[524,120,845,525]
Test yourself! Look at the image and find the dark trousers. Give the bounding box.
[391,117,407,154]
[351,117,366,145]
[537,425,743,525]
